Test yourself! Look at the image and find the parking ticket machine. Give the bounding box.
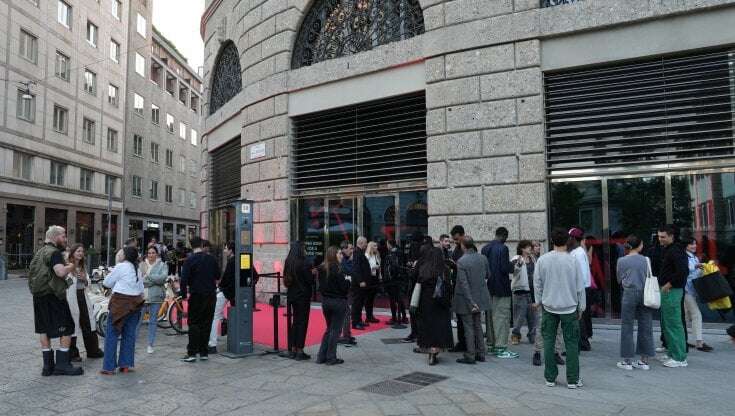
[226,200,254,356]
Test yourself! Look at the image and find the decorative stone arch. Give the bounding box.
[208,40,242,115]
[291,0,425,69]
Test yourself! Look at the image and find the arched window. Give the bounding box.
[292,0,425,69]
[209,41,242,115]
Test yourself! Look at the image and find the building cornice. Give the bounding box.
[200,0,224,40]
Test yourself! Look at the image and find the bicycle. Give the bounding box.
[151,277,188,334]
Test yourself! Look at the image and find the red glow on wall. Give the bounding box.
[272,260,283,274]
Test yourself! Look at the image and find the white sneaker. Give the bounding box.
[567,379,583,389]
[662,359,688,368]
[656,354,670,362]
[632,360,650,370]
[545,381,555,387]
[655,347,667,353]
[616,361,633,371]
[147,346,154,354]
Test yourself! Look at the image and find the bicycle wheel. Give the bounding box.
[157,302,171,329]
[168,299,188,334]
[97,312,108,338]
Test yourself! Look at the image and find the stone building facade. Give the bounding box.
[200,0,735,321]
[122,0,203,249]
[0,0,128,267]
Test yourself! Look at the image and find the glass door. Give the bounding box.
[300,198,326,266]
[327,198,356,251]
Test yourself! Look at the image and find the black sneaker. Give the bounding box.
[532,351,541,366]
[199,354,209,361]
[181,355,197,363]
[326,358,344,365]
[208,346,217,354]
[294,352,311,361]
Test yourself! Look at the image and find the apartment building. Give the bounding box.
[0,0,127,267]
[123,0,202,249]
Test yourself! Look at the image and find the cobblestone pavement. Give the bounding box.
[1,276,733,416]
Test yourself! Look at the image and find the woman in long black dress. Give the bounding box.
[417,244,454,365]
[284,241,314,360]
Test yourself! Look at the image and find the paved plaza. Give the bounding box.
[1,276,733,416]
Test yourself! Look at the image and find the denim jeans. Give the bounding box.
[318,297,347,362]
[102,310,141,371]
[142,303,162,347]
[511,293,536,339]
[619,287,654,359]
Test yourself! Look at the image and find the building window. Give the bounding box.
[86,21,98,47]
[82,118,95,144]
[19,29,38,64]
[107,128,118,152]
[110,39,120,62]
[108,84,119,107]
[132,175,142,197]
[179,122,186,139]
[50,161,66,186]
[111,0,121,20]
[79,168,94,192]
[136,13,146,37]
[178,188,185,206]
[191,129,198,146]
[16,89,35,122]
[135,53,145,76]
[55,51,71,81]
[12,151,33,180]
[150,142,160,163]
[165,149,173,168]
[134,93,144,115]
[84,69,97,95]
[292,0,424,69]
[209,41,242,115]
[166,113,174,133]
[165,185,173,203]
[150,180,158,200]
[151,104,160,124]
[191,95,200,113]
[189,192,196,209]
[57,1,72,28]
[53,105,68,134]
[105,175,115,196]
[133,134,143,156]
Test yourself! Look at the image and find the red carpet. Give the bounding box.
[221,304,392,348]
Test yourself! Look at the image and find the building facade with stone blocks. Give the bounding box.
[0,0,129,268]
[122,0,204,251]
[200,0,735,322]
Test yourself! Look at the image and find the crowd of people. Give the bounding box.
[26,222,735,388]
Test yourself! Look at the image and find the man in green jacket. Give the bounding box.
[28,226,83,376]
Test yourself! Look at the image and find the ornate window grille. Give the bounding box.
[542,0,582,6]
[292,0,425,69]
[209,41,242,115]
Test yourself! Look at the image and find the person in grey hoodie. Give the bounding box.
[453,236,491,364]
[534,228,586,389]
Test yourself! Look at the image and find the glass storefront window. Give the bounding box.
[6,204,35,269]
[208,207,235,266]
[399,191,428,261]
[363,196,396,243]
[101,214,118,266]
[76,212,95,249]
[328,199,356,251]
[163,223,174,246]
[549,181,605,317]
[129,219,144,249]
[673,173,735,323]
[300,198,325,265]
[45,208,67,231]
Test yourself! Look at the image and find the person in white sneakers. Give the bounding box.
[615,235,654,371]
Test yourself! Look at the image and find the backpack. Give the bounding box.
[28,245,66,297]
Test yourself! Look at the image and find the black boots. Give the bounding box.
[52,350,84,376]
[83,331,104,359]
[42,350,55,376]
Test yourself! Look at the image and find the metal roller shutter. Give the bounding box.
[292,91,427,193]
[209,138,241,208]
[544,49,735,172]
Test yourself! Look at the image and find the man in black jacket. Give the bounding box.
[351,237,371,330]
[657,224,689,368]
[180,237,221,362]
[448,225,467,352]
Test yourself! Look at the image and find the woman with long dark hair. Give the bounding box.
[316,246,350,365]
[101,246,144,374]
[65,244,103,361]
[284,241,314,360]
[416,243,454,365]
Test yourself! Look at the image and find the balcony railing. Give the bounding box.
[542,0,582,7]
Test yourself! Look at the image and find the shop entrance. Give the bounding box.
[549,169,735,323]
[5,204,35,269]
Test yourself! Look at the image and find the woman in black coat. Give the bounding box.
[317,246,350,365]
[284,241,314,360]
[416,244,454,365]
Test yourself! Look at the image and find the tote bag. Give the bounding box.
[643,257,661,309]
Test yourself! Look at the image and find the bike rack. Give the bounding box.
[258,272,291,356]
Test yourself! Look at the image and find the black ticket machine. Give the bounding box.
[225,199,254,357]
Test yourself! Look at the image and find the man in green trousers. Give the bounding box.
[534,228,586,389]
[656,225,689,368]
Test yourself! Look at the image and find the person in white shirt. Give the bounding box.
[101,247,145,375]
[568,227,593,351]
[364,241,381,323]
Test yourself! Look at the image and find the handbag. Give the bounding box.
[643,257,661,309]
[693,262,733,303]
[409,282,421,309]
